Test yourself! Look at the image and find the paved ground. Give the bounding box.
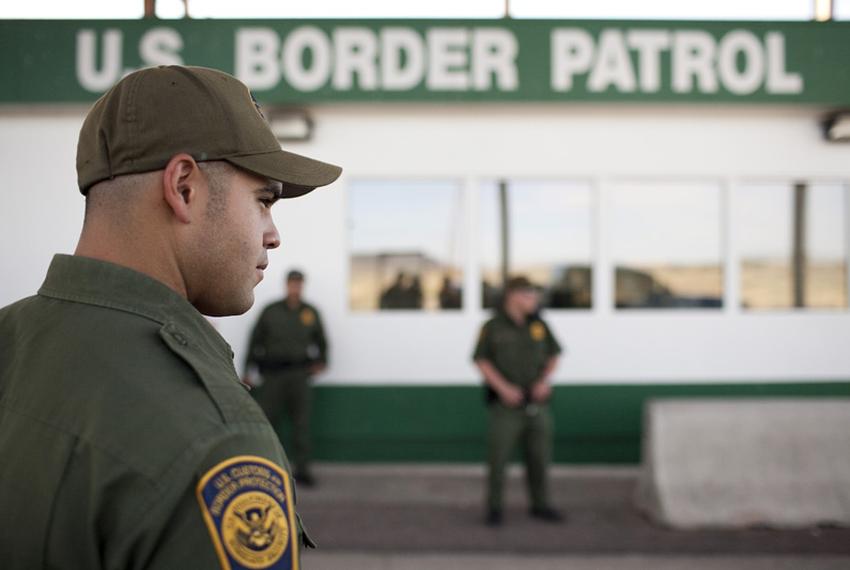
[295,464,850,569]
[302,553,850,570]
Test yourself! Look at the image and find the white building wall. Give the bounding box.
[1,104,848,385]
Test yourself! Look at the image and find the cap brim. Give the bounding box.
[226,149,342,198]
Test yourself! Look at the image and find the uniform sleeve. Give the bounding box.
[472,322,493,362]
[244,309,269,374]
[46,432,304,570]
[138,479,226,570]
[312,308,328,365]
[142,430,306,570]
[543,320,563,358]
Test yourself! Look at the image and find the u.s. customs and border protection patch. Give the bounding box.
[197,456,298,570]
[299,309,315,327]
[529,321,546,342]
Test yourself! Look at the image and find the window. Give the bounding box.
[611,182,723,309]
[480,180,593,309]
[737,182,847,310]
[349,180,463,311]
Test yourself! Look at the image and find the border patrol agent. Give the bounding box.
[245,270,328,486]
[473,276,564,526]
[0,66,341,569]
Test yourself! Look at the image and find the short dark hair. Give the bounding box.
[505,275,535,292]
[287,269,305,282]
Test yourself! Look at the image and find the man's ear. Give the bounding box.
[162,153,203,224]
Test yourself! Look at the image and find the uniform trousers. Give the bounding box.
[487,402,553,511]
[254,368,313,476]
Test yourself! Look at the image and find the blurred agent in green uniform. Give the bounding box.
[0,65,341,569]
[473,276,564,527]
[245,270,328,486]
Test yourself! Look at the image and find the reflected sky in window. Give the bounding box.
[611,182,722,308]
[479,180,594,309]
[349,180,462,266]
[611,182,721,265]
[737,182,846,262]
[480,180,593,269]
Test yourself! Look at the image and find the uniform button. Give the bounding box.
[171,331,188,346]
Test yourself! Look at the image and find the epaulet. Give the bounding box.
[159,322,267,425]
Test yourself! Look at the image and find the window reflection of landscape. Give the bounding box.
[737,182,847,310]
[611,182,723,309]
[480,180,593,309]
[349,180,463,311]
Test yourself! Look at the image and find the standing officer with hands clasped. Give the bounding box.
[473,276,564,527]
[0,65,340,569]
[245,269,328,487]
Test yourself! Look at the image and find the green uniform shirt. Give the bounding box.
[0,255,308,570]
[473,312,562,389]
[245,299,328,373]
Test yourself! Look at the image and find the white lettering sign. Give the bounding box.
[74,25,804,99]
[551,29,594,91]
[471,28,519,91]
[139,27,183,67]
[587,30,637,93]
[77,28,185,92]
[333,27,378,90]
[380,27,425,91]
[427,28,470,91]
[234,25,521,94]
[235,28,280,90]
[551,27,803,96]
[766,32,803,94]
[627,30,670,92]
[77,29,123,92]
[282,26,332,92]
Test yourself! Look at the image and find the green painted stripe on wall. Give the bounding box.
[270,382,850,464]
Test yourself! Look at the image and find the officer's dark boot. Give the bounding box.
[485,508,503,527]
[295,471,317,487]
[530,506,565,523]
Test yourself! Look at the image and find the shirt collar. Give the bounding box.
[496,308,529,328]
[38,254,233,358]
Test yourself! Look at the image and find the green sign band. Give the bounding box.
[1,19,848,104]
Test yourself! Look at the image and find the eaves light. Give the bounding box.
[824,112,850,142]
[268,109,314,142]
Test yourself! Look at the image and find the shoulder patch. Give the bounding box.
[299,309,315,327]
[529,321,546,342]
[197,456,299,570]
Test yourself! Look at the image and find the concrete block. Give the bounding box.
[636,398,850,528]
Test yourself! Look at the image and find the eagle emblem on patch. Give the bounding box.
[299,309,315,327]
[529,321,546,342]
[197,456,298,570]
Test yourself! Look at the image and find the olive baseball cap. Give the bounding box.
[76,65,342,197]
